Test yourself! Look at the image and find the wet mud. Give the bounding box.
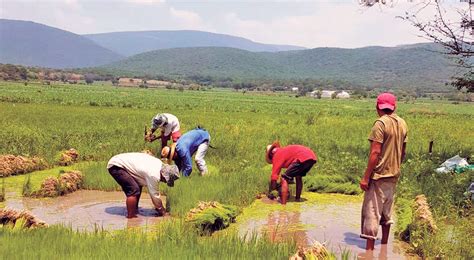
[4,190,165,231]
[238,193,413,259]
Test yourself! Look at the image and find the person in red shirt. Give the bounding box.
[265,141,317,204]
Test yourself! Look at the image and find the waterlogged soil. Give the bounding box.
[237,193,413,259]
[4,190,166,231]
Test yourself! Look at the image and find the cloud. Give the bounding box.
[127,0,166,4]
[215,3,452,48]
[169,7,206,29]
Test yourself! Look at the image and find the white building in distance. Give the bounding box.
[336,91,350,99]
[321,90,336,98]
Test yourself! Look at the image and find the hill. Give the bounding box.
[0,19,123,68]
[84,30,306,56]
[104,44,455,89]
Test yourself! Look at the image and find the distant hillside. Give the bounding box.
[0,19,123,68]
[104,44,455,89]
[84,30,306,56]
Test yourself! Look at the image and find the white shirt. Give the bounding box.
[161,113,180,136]
[107,153,162,209]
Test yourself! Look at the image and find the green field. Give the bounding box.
[0,81,473,258]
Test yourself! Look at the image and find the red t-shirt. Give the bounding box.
[271,145,317,181]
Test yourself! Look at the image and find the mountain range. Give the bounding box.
[0,19,122,68]
[103,44,454,89]
[84,30,306,56]
[0,19,457,89]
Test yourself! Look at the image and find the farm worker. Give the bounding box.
[265,142,317,205]
[107,152,180,218]
[145,113,182,149]
[359,93,408,251]
[161,127,210,177]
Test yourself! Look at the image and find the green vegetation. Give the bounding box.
[0,220,296,259]
[185,201,239,235]
[103,44,456,90]
[0,81,472,258]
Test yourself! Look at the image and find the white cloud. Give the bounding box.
[0,1,469,47]
[127,0,166,4]
[214,2,468,48]
[169,7,206,29]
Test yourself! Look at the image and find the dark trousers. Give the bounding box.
[108,166,142,197]
[281,159,316,181]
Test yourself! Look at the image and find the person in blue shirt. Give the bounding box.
[161,128,210,177]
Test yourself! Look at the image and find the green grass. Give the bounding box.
[0,220,297,259]
[0,81,473,258]
[76,162,121,191]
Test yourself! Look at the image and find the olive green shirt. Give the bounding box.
[368,114,408,180]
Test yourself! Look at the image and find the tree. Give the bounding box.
[360,0,473,92]
[84,74,94,85]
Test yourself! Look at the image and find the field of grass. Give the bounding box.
[0,81,473,258]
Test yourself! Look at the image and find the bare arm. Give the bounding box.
[360,141,382,191]
[401,142,407,163]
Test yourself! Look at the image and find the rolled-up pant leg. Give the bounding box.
[195,141,209,175]
[360,178,397,240]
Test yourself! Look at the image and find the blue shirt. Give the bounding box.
[175,129,210,176]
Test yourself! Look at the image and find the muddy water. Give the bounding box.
[238,193,412,259]
[4,190,165,231]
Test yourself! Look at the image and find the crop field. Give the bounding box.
[0,81,473,258]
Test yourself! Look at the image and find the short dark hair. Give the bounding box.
[382,108,394,114]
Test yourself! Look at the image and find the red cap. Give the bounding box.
[376,92,396,111]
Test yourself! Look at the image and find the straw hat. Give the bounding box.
[161,143,176,163]
[265,141,280,164]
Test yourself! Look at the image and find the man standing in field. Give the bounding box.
[161,127,210,177]
[145,113,182,149]
[359,93,408,251]
[107,152,180,218]
[265,142,317,205]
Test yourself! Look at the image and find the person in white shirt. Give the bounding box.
[107,152,180,218]
[145,113,182,149]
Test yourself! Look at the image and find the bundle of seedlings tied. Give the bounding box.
[289,241,330,260]
[185,201,238,235]
[55,148,79,166]
[32,170,83,197]
[400,194,438,244]
[0,154,48,177]
[0,208,47,228]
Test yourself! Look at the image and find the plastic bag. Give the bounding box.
[435,155,469,174]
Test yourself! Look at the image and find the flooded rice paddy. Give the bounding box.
[4,189,411,258]
[237,193,411,259]
[5,190,165,231]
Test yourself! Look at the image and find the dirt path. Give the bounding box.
[237,193,413,259]
[4,190,166,231]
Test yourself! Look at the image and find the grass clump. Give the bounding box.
[28,170,83,197]
[398,195,438,257]
[0,208,47,228]
[0,154,48,177]
[305,175,360,195]
[290,241,333,260]
[185,201,238,235]
[55,148,79,166]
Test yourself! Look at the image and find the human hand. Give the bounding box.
[359,178,370,191]
[145,133,157,142]
[156,207,167,216]
[266,192,276,200]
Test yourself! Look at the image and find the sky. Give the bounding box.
[0,0,468,48]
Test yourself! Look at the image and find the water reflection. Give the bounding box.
[264,210,307,245]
